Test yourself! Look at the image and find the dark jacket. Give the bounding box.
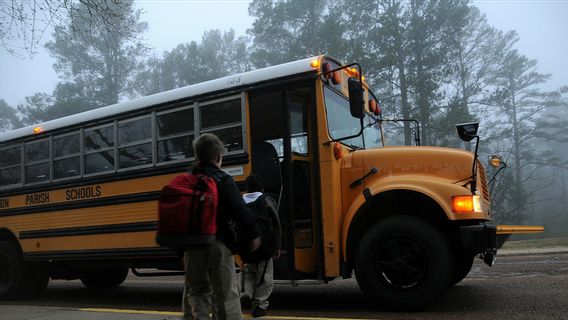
[264,195,282,250]
[191,162,259,252]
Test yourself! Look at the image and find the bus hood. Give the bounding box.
[355,146,476,189]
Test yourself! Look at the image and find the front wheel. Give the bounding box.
[452,252,474,285]
[355,215,454,310]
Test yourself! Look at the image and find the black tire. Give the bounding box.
[355,215,454,310]
[452,252,474,285]
[80,267,128,289]
[0,242,25,300]
[19,261,49,299]
[0,242,49,300]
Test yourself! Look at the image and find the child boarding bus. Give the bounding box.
[0,55,542,309]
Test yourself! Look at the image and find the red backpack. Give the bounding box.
[156,173,218,249]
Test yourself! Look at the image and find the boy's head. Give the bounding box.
[245,174,264,193]
[193,133,224,165]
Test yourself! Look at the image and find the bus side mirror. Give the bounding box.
[456,122,479,142]
[348,77,364,119]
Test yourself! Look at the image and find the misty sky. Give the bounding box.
[0,0,567,108]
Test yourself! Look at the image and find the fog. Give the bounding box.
[1,1,567,106]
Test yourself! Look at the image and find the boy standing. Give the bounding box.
[240,174,281,318]
[182,133,260,320]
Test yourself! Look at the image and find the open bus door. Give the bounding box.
[248,83,322,281]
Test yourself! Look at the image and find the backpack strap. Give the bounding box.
[253,194,267,210]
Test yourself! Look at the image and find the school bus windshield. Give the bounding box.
[323,85,382,149]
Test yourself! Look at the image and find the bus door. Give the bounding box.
[248,84,322,281]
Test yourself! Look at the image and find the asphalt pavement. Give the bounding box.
[1,247,568,320]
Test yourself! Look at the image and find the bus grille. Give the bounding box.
[478,163,490,201]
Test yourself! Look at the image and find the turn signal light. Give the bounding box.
[333,142,343,160]
[311,59,320,68]
[452,195,481,213]
[369,99,381,115]
[33,127,42,134]
[331,71,342,84]
[489,154,502,168]
[322,62,342,84]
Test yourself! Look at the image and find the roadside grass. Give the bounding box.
[501,237,568,250]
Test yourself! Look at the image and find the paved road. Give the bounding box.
[1,251,567,320]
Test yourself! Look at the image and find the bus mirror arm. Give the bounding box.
[456,122,480,194]
[380,118,421,146]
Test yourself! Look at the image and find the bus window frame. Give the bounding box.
[197,93,246,157]
[52,130,82,182]
[83,122,116,177]
[24,137,51,186]
[155,103,197,166]
[117,113,154,172]
[0,143,24,189]
[0,93,248,190]
[322,84,364,148]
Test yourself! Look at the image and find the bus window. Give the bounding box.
[84,124,115,175]
[54,132,80,180]
[25,139,50,184]
[157,106,194,162]
[362,114,382,148]
[199,97,243,153]
[0,145,22,187]
[118,116,152,169]
[324,86,363,148]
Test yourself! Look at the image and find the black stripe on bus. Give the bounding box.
[23,247,178,261]
[0,191,161,217]
[19,221,158,240]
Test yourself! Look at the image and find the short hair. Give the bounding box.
[245,174,264,193]
[193,133,224,162]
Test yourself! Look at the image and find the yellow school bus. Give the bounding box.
[0,55,542,309]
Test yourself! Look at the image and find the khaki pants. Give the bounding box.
[241,258,274,310]
[182,241,242,320]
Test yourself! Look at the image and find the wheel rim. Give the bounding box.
[373,236,428,292]
[0,252,13,292]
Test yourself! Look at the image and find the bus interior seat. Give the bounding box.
[252,141,283,208]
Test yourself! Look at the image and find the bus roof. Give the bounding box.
[0,56,323,144]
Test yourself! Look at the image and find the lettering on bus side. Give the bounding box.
[26,192,50,206]
[0,198,8,209]
[65,186,102,201]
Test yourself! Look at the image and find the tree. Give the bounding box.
[433,7,517,147]
[45,0,148,109]
[136,29,249,96]
[1,0,140,57]
[485,50,566,223]
[248,0,348,68]
[0,99,22,131]
[16,92,51,126]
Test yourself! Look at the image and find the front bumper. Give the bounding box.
[460,224,544,266]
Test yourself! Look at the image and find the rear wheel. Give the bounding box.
[20,261,49,299]
[0,242,25,300]
[80,267,129,289]
[0,242,49,300]
[355,215,454,310]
